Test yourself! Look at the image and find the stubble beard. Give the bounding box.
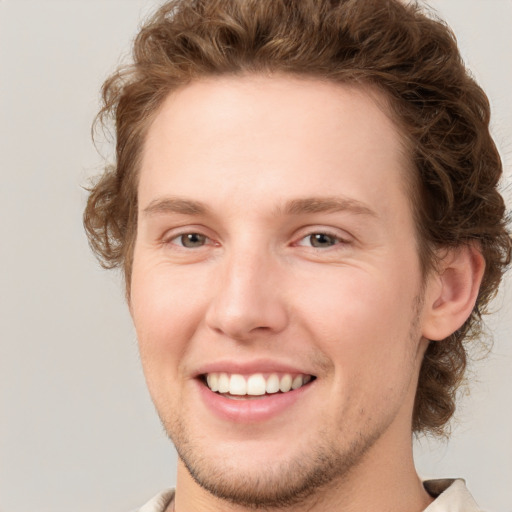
[166,416,382,510]
[160,385,403,512]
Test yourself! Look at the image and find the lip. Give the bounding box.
[196,377,314,423]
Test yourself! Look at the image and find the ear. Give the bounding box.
[422,244,485,341]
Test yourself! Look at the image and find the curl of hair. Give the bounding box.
[84,0,511,435]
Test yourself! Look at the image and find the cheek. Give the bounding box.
[129,264,207,415]
[294,265,421,377]
[299,272,422,428]
[130,261,206,370]
[300,263,417,326]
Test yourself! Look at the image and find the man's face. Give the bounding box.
[131,75,433,506]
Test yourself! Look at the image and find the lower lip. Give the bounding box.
[196,379,313,423]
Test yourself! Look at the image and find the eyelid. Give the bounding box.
[170,233,208,248]
[293,227,353,248]
[161,226,218,247]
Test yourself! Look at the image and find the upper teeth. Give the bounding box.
[205,373,312,396]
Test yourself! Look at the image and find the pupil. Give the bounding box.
[311,233,335,247]
[182,233,205,247]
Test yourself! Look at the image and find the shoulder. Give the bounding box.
[423,479,481,512]
[133,489,175,512]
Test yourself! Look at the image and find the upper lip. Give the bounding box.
[193,359,316,378]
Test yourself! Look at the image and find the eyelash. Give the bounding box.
[295,231,350,249]
[165,232,214,249]
[163,230,350,250]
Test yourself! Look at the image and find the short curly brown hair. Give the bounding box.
[84,0,511,435]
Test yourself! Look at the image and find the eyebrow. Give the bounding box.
[142,196,377,218]
[281,197,377,217]
[142,197,209,216]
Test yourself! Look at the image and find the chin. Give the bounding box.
[166,416,383,509]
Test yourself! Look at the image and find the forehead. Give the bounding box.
[139,74,411,219]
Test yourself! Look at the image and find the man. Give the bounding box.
[84,0,511,510]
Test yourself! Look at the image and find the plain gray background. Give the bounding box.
[1,1,511,511]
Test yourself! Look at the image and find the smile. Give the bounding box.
[204,372,314,398]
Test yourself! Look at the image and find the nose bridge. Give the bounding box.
[205,238,288,340]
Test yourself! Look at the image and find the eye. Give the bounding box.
[170,233,209,248]
[297,232,345,248]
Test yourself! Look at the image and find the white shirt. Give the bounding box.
[137,479,481,512]
[423,479,481,512]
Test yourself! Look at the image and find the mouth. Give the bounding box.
[201,372,316,400]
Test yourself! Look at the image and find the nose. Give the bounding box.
[205,248,289,341]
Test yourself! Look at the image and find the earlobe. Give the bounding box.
[422,244,485,341]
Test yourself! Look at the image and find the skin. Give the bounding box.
[130,74,484,512]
